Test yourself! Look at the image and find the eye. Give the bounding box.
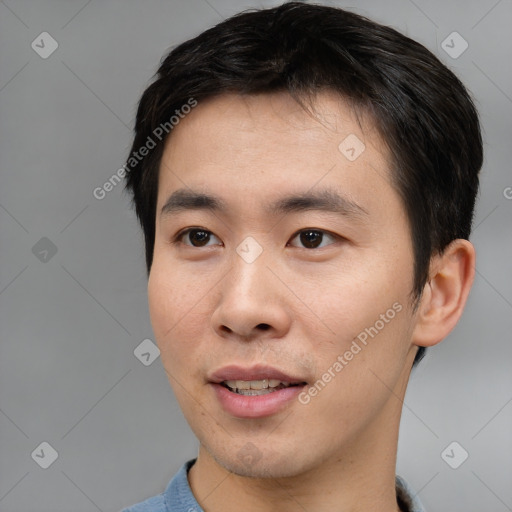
[288,229,339,249]
[174,228,222,247]
[173,227,340,249]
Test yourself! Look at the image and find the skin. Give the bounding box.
[147,91,475,512]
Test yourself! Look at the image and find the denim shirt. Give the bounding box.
[121,459,426,512]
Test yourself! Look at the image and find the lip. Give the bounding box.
[211,383,306,418]
[209,364,306,384]
[208,365,307,419]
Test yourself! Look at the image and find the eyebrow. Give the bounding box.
[160,187,368,220]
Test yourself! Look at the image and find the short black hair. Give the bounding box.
[124,1,483,367]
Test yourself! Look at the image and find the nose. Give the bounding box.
[211,248,292,341]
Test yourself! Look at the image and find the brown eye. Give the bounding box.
[289,229,337,249]
[177,228,221,247]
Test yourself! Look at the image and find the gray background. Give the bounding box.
[0,0,511,511]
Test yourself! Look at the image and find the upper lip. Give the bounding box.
[209,365,307,384]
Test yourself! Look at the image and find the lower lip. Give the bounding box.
[211,383,306,418]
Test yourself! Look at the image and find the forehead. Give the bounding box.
[162,90,387,162]
[157,91,397,219]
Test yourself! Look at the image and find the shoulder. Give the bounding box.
[396,475,426,512]
[120,459,199,512]
[119,492,166,512]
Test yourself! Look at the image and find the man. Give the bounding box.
[121,2,482,511]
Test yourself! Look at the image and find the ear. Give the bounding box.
[412,239,475,348]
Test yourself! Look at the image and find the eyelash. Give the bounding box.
[172,227,341,250]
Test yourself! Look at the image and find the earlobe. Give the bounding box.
[412,239,476,348]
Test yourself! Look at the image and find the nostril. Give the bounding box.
[257,323,271,331]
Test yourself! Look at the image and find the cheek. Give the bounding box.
[303,305,413,442]
[299,253,414,408]
[147,259,209,368]
[299,252,412,337]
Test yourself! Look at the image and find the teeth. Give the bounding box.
[249,379,266,390]
[235,388,274,396]
[224,379,290,391]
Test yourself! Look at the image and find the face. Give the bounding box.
[148,91,419,479]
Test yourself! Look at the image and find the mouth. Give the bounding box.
[220,379,307,396]
[209,364,308,389]
[209,365,309,418]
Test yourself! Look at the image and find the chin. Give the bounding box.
[208,443,310,479]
